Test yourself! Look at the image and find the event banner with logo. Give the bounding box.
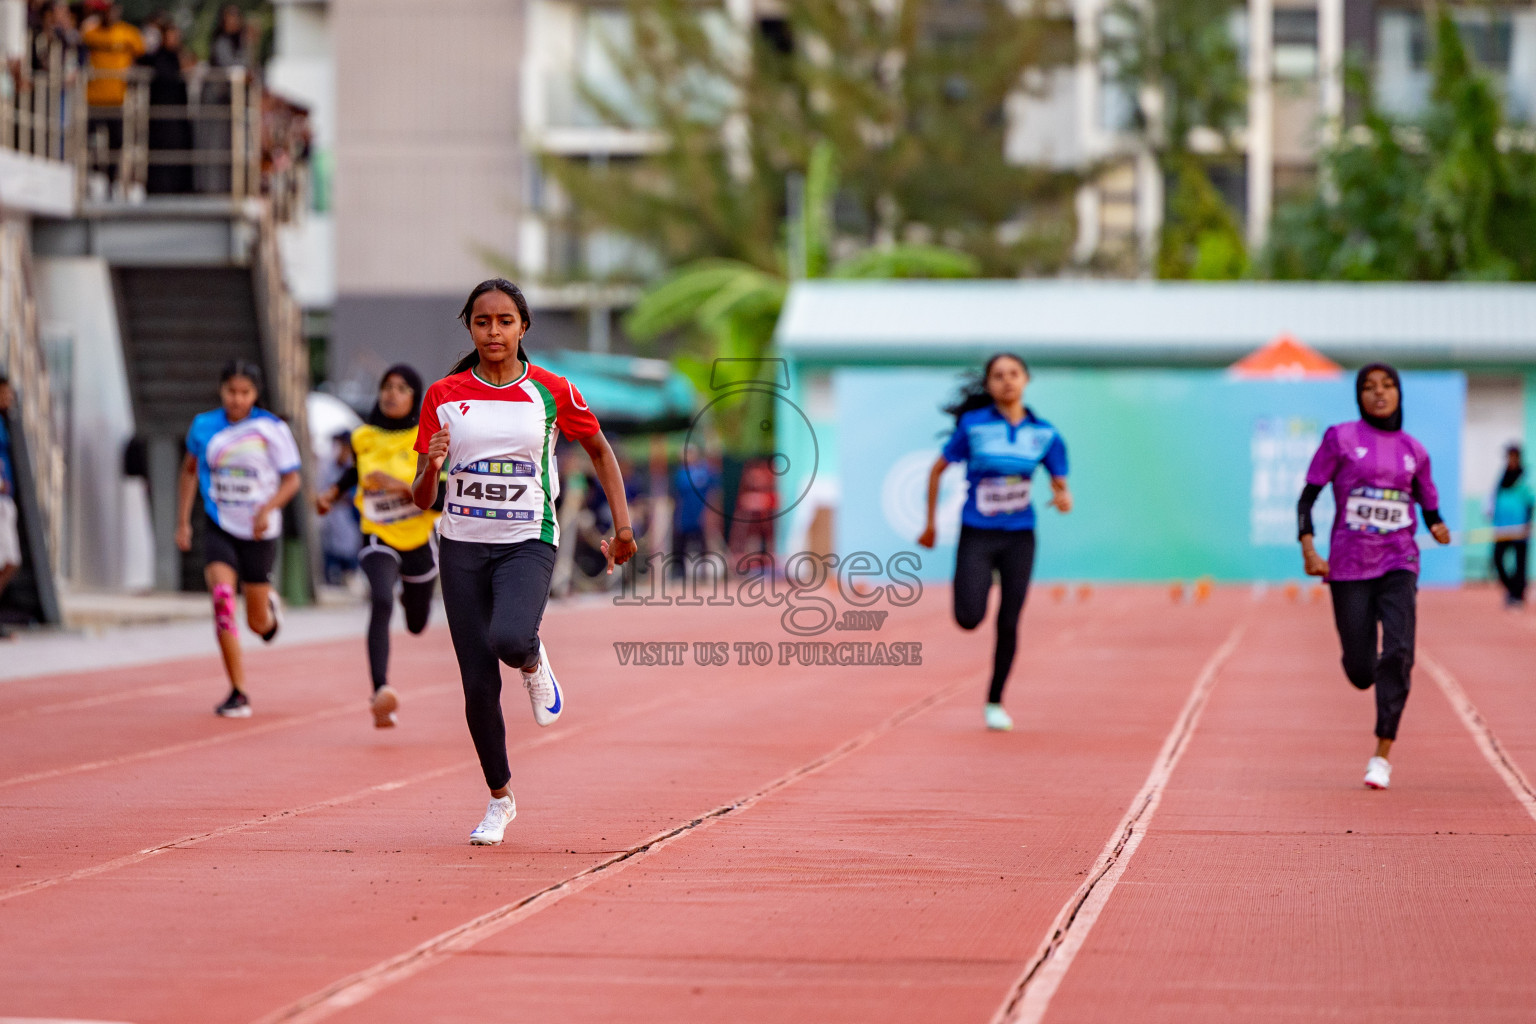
[832,368,1464,584]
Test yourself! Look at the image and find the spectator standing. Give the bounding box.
[30,2,73,75]
[0,375,21,639]
[197,4,258,194]
[81,2,143,185]
[671,452,721,576]
[136,19,192,193]
[1491,443,1534,608]
[318,430,363,584]
[729,458,777,560]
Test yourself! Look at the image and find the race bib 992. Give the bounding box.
[1344,487,1412,534]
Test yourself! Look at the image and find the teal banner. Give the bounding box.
[832,368,1465,584]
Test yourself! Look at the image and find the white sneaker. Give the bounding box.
[1364,756,1392,790]
[521,639,563,727]
[469,794,516,845]
[985,703,1013,731]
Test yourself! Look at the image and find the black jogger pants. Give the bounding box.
[438,536,557,791]
[952,525,1037,705]
[1328,569,1417,742]
[1493,539,1528,604]
[358,537,436,693]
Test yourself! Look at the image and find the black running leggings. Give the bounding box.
[358,542,435,693]
[438,536,557,791]
[1328,569,1417,741]
[1493,539,1528,604]
[953,525,1037,704]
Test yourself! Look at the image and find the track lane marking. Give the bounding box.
[0,682,193,723]
[252,679,971,1024]
[0,683,460,790]
[0,693,679,904]
[992,621,1248,1024]
[1421,651,1536,823]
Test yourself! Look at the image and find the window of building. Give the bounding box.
[1274,7,1319,80]
[1375,6,1536,122]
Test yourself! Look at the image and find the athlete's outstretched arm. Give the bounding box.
[917,455,948,549]
[1048,475,1073,513]
[175,453,199,552]
[1297,483,1329,577]
[578,431,637,573]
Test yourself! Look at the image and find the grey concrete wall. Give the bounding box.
[332,0,527,388]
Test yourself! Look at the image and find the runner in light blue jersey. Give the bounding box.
[919,353,1072,732]
[177,361,302,718]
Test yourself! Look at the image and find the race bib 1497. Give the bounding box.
[445,457,538,522]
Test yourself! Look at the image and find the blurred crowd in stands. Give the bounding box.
[10,0,309,201]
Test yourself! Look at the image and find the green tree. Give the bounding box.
[542,0,1079,282]
[624,142,979,454]
[1266,11,1536,281]
[1103,0,1249,278]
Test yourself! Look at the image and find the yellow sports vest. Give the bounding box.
[351,424,437,551]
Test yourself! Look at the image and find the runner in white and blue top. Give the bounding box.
[919,354,1072,732]
[176,361,303,718]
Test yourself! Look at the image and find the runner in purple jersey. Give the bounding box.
[1297,364,1452,791]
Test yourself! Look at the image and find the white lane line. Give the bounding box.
[0,760,467,904]
[992,622,1247,1024]
[0,692,679,904]
[253,680,970,1024]
[1421,651,1536,823]
[0,683,192,723]
[0,683,458,790]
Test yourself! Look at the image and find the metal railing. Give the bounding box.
[0,217,65,600]
[0,41,78,163]
[250,198,320,598]
[2,45,308,219]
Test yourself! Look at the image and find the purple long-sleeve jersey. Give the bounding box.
[1305,420,1440,582]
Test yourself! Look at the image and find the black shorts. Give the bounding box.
[205,523,279,585]
[359,534,439,583]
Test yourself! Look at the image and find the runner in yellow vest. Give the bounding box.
[317,365,441,727]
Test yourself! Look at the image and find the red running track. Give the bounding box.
[0,585,1532,1023]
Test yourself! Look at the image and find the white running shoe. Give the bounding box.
[522,639,563,727]
[985,703,1013,731]
[371,685,399,728]
[469,794,516,845]
[1364,756,1392,790]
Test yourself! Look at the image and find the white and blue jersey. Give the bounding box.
[186,408,302,541]
[941,406,1068,531]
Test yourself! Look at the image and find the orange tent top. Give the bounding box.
[1228,333,1343,379]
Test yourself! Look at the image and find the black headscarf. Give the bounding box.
[366,364,424,431]
[1355,362,1403,433]
[1501,445,1524,490]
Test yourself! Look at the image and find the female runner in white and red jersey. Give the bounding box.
[412,278,638,845]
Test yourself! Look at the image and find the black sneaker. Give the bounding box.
[260,592,282,643]
[215,689,252,718]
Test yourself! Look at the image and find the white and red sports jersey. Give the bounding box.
[415,364,600,545]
